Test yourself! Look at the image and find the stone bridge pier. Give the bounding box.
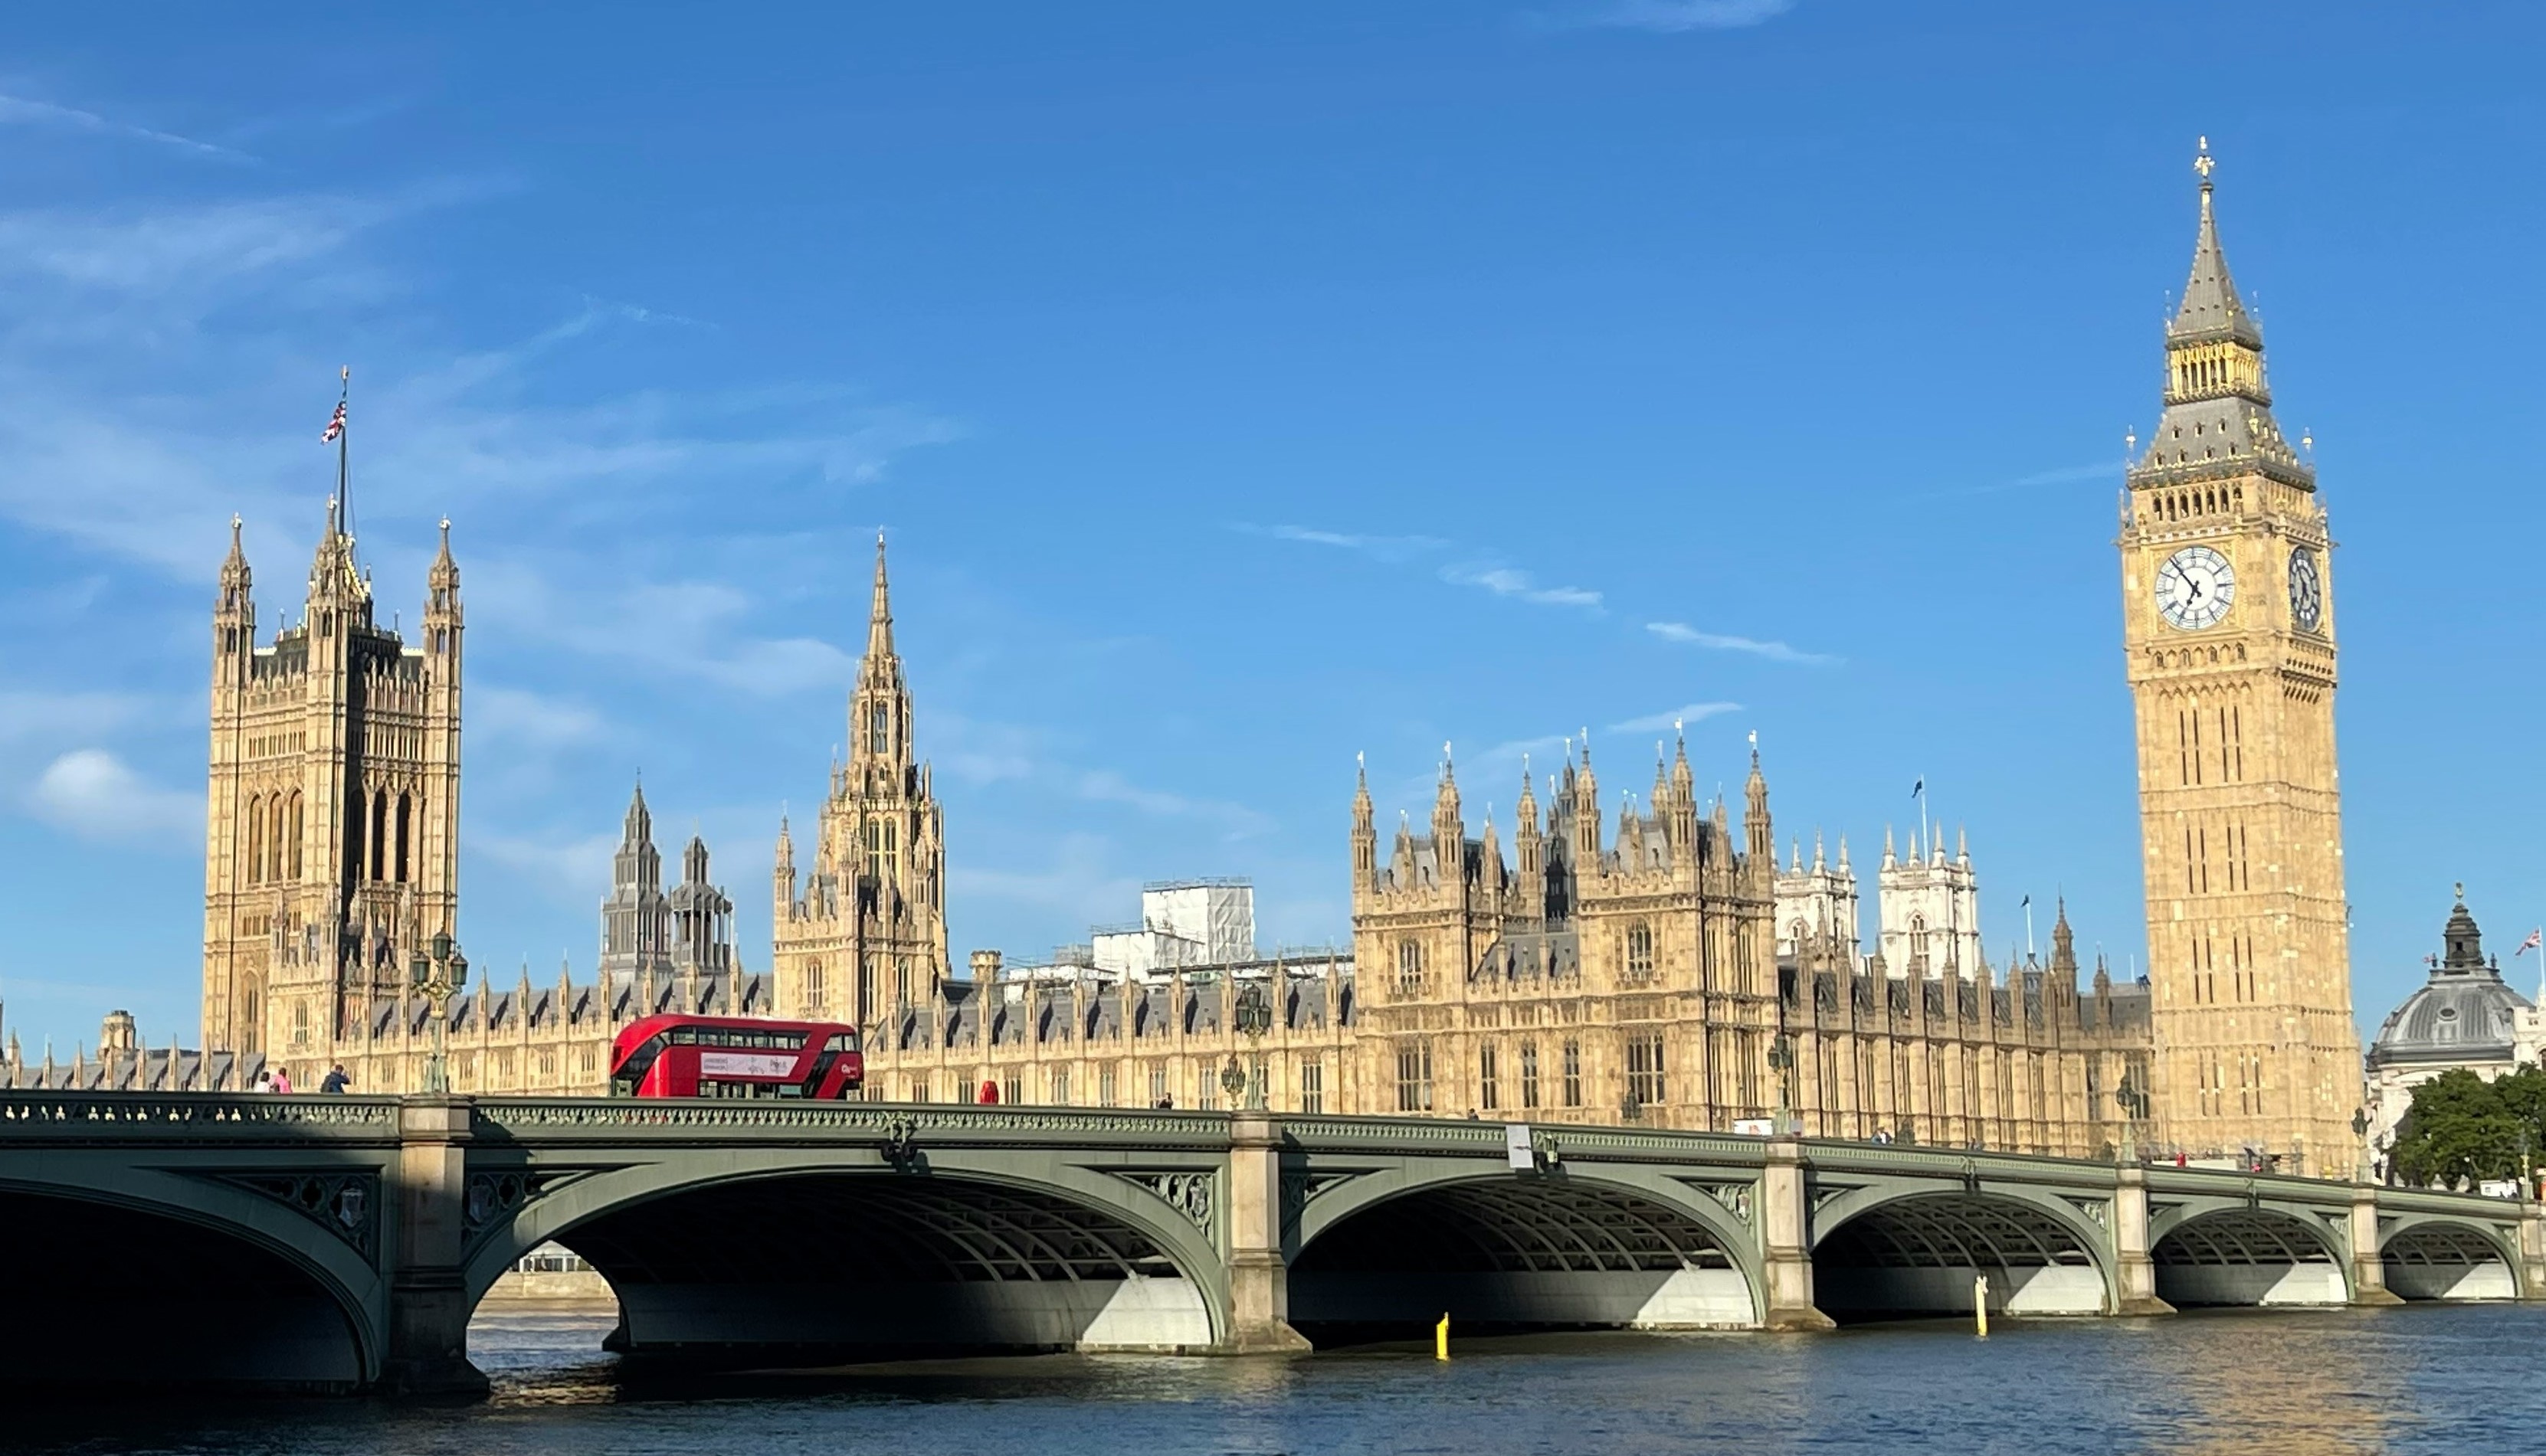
[5,1094,2544,1394]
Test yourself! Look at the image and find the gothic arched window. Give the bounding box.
[394,793,411,883]
[287,793,303,880]
[1395,938,1424,994]
[246,795,266,885]
[1625,921,1655,983]
[868,701,890,756]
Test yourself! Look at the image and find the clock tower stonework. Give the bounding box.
[2120,144,2360,1176]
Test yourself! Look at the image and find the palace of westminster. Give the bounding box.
[7,149,2456,1180]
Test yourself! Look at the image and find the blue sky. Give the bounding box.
[0,2,2539,1053]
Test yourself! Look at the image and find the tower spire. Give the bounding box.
[2135,136,2312,489]
[867,530,896,663]
[2171,139,2258,348]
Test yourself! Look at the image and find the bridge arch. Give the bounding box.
[0,1171,379,1392]
[1810,1187,2111,1319]
[2381,1215,2520,1302]
[464,1150,1229,1358]
[1288,1163,1761,1337]
[2150,1203,2348,1307]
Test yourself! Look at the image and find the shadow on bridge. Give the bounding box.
[1811,1193,2107,1320]
[0,1186,366,1392]
[494,1170,1220,1363]
[2151,1209,2347,1307]
[1286,1176,1755,1343]
[2383,1220,2518,1302]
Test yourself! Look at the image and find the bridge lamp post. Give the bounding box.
[2115,1081,2151,1163]
[1226,981,1273,1111]
[408,931,469,1096]
[1768,1035,1797,1135]
[2350,1106,2373,1184]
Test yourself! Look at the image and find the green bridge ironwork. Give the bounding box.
[1,1092,2535,1393]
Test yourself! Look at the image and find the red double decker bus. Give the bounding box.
[608,1016,863,1099]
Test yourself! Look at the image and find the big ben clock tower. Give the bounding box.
[2121,142,2360,1176]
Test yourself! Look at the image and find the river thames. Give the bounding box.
[9,1304,2541,1456]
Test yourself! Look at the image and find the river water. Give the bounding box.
[8,1305,2540,1455]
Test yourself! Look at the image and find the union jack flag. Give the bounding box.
[2518,928,2541,957]
[321,400,346,444]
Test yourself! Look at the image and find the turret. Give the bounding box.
[772,815,796,924]
[1743,740,1772,865]
[424,517,462,663]
[614,781,661,896]
[1431,744,1463,884]
[1351,755,1377,892]
[1650,748,1673,848]
[215,515,254,687]
[1513,767,1544,919]
[1572,738,1601,872]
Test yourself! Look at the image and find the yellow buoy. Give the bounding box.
[1435,1312,1450,1361]
[1974,1274,1990,1338]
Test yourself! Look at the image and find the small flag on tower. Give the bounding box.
[1909,777,1924,800]
[2518,928,2541,957]
[321,400,346,444]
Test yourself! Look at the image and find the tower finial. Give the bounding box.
[2194,135,2213,186]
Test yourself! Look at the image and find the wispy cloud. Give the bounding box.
[952,832,1144,923]
[1441,561,1604,611]
[1646,620,1834,664]
[471,829,618,898]
[1610,702,1743,734]
[1076,768,1273,838]
[934,709,1273,838]
[0,91,250,162]
[1530,0,1796,34]
[478,568,857,699]
[1243,524,1601,613]
[472,685,604,751]
[0,689,155,747]
[26,748,199,845]
[1917,460,2121,502]
[1238,522,1447,564]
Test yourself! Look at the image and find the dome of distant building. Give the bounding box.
[2367,892,2533,1072]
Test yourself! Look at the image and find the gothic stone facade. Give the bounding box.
[201,505,462,1070]
[2120,148,2363,1176]
[1348,747,2151,1153]
[198,499,755,1094]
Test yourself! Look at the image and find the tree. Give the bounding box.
[2389,1066,2546,1187]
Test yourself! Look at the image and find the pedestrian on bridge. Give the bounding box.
[320,1064,351,1094]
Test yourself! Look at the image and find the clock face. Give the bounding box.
[2288,547,2323,632]
[2154,545,2236,630]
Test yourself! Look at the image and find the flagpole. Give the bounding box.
[1917,774,1928,860]
[336,366,349,538]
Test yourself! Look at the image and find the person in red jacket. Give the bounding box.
[979,1078,999,1104]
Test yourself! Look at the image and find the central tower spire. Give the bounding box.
[852,532,909,767]
[865,529,897,668]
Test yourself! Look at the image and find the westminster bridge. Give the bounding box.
[2,1092,2538,1394]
